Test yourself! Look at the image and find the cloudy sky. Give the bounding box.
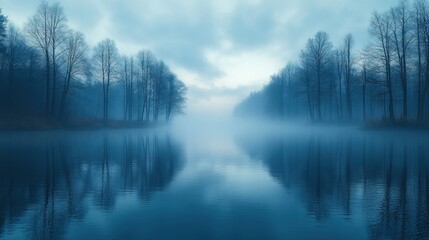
[2,0,397,116]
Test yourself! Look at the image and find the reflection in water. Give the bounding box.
[0,131,184,240]
[237,131,429,240]
[1,128,429,240]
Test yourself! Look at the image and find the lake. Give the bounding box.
[1,123,429,240]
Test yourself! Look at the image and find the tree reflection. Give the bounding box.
[0,131,184,239]
[237,132,429,239]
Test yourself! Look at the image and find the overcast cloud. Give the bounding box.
[2,0,398,116]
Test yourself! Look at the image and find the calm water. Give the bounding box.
[0,125,429,240]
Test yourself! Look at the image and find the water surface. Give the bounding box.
[1,125,428,240]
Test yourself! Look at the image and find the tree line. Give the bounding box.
[235,0,429,123]
[0,1,186,126]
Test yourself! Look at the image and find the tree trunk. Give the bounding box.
[45,51,50,119]
[363,66,367,121]
[317,61,322,121]
[417,18,423,121]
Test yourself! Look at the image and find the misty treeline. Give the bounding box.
[0,1,186,126]
[236,0,429,123]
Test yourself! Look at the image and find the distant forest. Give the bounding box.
[235,0,429,123]
[0,1,186,127]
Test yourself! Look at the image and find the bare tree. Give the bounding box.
[299,49,315,121]
[285,63,296,116]
[235,0,429,123]
[390,0,413,121]
[92,39,119,122]
[359,57,369,121]
[415,0,429,121]
[121,56,129,120]
[165,74,186,121]
[335,49,345,120]
[59,30,88,120]
[152,60,167,121]
[0,4,187,125]
[0,9,7,80]
[344,34,354,120]
[278,66,288,118]
[26,1,52,117]
[128,56,134,121]
[26,1,67,118]
[369,12,395,121]
[306,31,333,121]
[121,55,135,121]
[137,50,155,121]
[48,2,67,117]
[6,24,26,90]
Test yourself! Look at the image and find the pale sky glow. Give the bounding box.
[2,0,398,116]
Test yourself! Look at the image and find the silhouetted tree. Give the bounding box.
[5,24,26,92]
[300,49,315,120]
[26,1,53,118]
[120,56,135,121]
[47,2,67,117]
[369,12,395,121]
[0,9,8,85]
[361,60,368,120]
[344,34,354,120]
[235,0,429,124]
[390,0,413,121]
[136,50,155,121]
[0,2,186,127]
[334,49,345,120]
[306,31,333,121]
[0,9,6,54]
[93,39,119,122]
[152,61,167,121]
[415,0,429,121]
[59,30,88,120]
[165,73,186,121]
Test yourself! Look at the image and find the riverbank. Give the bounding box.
[0,119,165,131]
[363,120,429,132]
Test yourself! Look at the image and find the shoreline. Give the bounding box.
[0,120,167,131]
[362,120,429,132]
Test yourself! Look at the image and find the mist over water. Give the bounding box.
[1,118,428,240]
[3,0,429,238]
